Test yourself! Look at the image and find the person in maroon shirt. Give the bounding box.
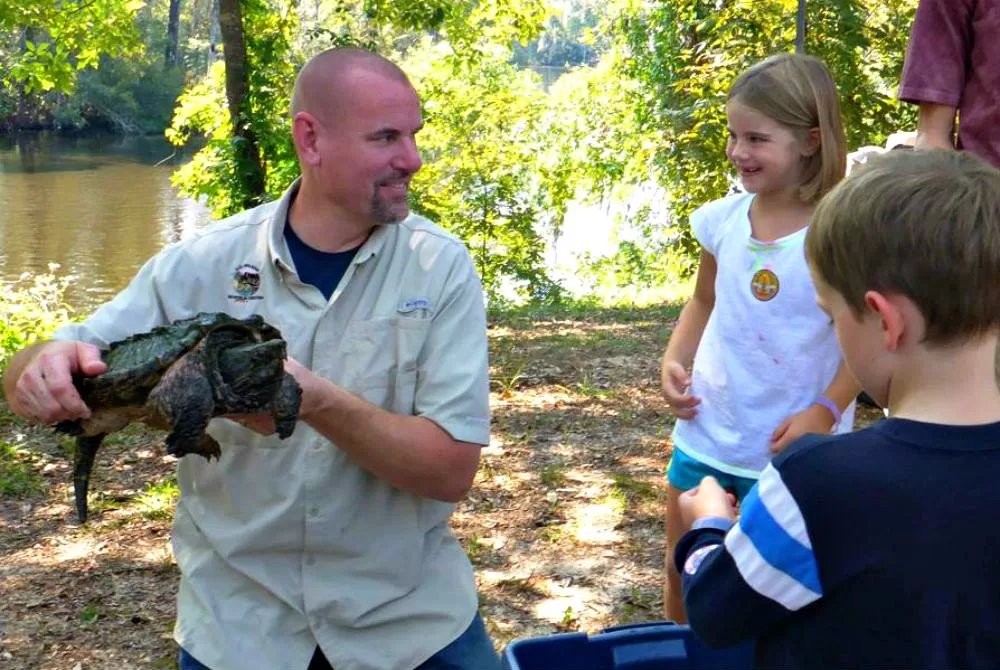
[899,0,1000,168]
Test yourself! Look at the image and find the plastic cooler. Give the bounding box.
[501,621,754,670]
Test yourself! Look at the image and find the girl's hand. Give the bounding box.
[661,360,701,419]
[769,404,836,454]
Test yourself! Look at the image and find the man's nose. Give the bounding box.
[394,137,423,173]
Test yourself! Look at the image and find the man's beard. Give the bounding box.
[371,172,411,224]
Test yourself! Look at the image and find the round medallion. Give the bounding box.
[750,268,779,302]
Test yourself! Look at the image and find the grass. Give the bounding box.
[134,477,179,521]
[613,473,662,504]
[539,464,567,488]
[0,440,46,497]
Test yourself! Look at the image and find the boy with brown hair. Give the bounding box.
[673,149,1000,668]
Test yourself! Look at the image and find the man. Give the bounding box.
[898,0,1000,167]
[3,48,497,670]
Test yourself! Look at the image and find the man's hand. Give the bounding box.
[224,357,316,435]
[678,476,737,529]
[769,403,834,454]
[8,340,107,424]
[661,360,701,420]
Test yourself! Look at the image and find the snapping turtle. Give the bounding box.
[55,312,302,523]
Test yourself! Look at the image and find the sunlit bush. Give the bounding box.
[0,266,74,372]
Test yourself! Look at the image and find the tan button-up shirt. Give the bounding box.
[54,181,491,670]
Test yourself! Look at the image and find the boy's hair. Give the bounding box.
[729,53,846,204]
[806,149,1000,344]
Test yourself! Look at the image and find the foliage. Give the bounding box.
[51,56,185,133]
[1,0,145,94]
[0,267,74,373]
[407,44,553,302]
[609,0,919,277]
[512,0,606,66]
[167,0,299,217]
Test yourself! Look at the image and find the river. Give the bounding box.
[0,132,213,314]
[0,131,632,315]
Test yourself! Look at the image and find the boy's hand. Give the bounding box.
[769,404,835,454]
[678,476,737,528]
[661,360,701,419]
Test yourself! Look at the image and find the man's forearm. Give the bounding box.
[916,102,957,150]
[301,376,481,502]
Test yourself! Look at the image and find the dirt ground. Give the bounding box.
[0,303,883,669]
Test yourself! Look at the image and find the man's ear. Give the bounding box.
[864,290,905,351]
[292,112,321,167]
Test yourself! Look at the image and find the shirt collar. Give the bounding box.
[265,178,391,274]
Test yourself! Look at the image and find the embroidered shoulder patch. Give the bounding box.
[684,544,721,575]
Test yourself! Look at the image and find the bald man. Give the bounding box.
[3,48,497,670]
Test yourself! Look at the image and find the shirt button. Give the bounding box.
[309,506,320,517]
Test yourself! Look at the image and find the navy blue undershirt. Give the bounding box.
[284,221,361,300]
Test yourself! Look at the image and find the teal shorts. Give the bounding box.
[667,447,758,501]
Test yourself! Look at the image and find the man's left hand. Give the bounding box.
[225,358,317,435]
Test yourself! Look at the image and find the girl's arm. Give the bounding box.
[770,361,859,454]
[820,361,861,418]
[661,251,717,418]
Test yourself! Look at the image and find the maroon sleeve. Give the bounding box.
[898,0,975,107]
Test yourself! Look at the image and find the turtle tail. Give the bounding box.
[73,434,106,524]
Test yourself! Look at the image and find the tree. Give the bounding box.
[165,0,182,67]
[602,0,919,277]
[218,0,266,209]
[1,0,145,94]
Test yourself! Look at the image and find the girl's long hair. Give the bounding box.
[729,53,847,204]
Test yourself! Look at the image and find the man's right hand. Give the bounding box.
[7,340,107,424]
[661,360,701,419]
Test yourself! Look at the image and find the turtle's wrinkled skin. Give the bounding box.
[55,312,302,523]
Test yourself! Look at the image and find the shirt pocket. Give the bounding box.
[339,316,431,415]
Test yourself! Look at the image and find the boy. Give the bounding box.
[673,149,1000,668]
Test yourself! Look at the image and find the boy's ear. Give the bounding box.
[864,290,905,351]
[802,127,821,157]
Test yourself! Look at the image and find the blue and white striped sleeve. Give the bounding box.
[675,464,823,647]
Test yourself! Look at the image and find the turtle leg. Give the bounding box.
[272,373,302,439]
[146,355,217,460]
[73,433,106,524]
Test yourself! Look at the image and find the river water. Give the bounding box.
[0,132,213,314]
[0,131,630,315]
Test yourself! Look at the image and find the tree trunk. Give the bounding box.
[165,0,182,66]
[218,0,266,209]
[209,0,222,68]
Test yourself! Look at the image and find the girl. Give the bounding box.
[660,53,859,623]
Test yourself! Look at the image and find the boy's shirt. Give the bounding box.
[675,418,1000,669]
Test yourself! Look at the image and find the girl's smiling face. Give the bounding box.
[726,100,818,197]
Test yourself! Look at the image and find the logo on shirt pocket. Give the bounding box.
[229,264,264,302]
[398,297,432,314]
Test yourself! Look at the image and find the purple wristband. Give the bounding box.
[813,396,841,425]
